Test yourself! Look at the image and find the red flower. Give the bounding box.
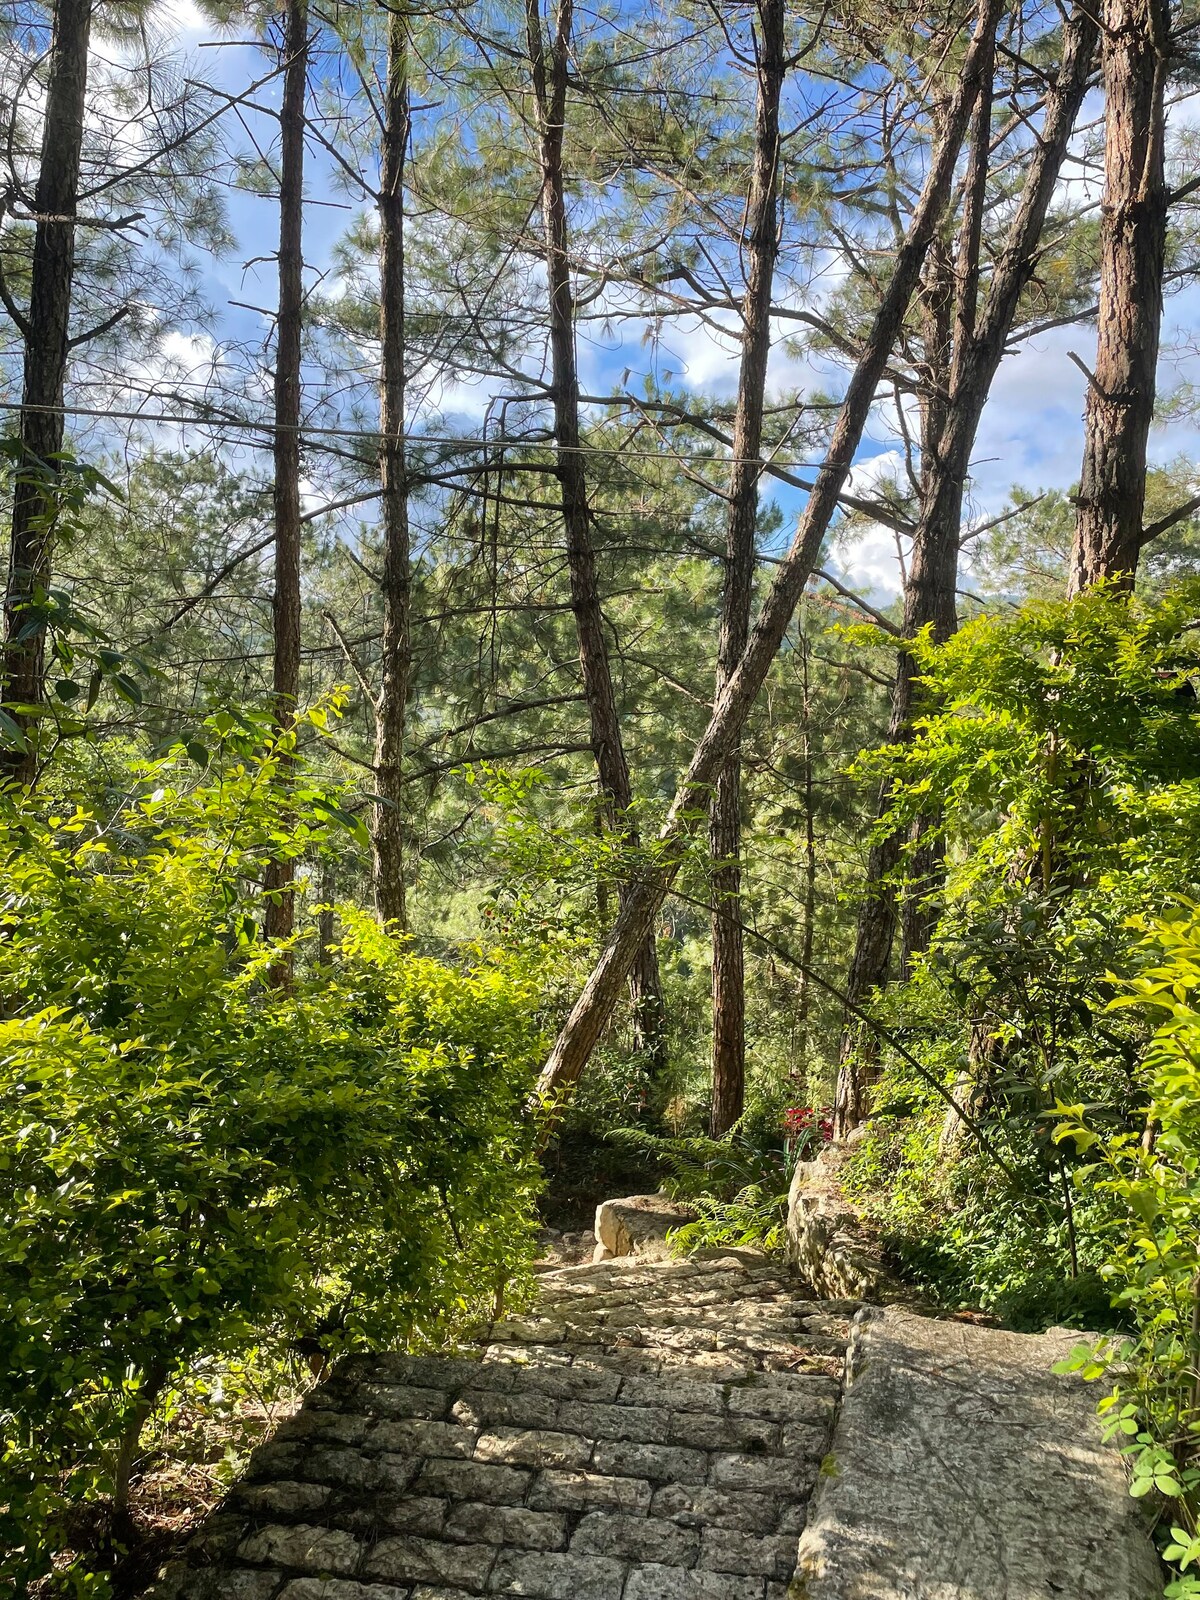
[783,1105,833,1143]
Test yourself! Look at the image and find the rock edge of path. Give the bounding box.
[592,1194,698,1262]
[792,1304,1164,1600]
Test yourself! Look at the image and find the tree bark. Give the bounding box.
[525,0,667,1072]
[710,0,786,1138]
[794,620,818,1072]
[317,859,336,962]
[533,0,1001,1109]
[894,227,961,977]
[833,7,1096,1134]
[898,812,946,974]
[2,0,93,783]
[372,3,412,929]
[1069,0,1168,594]
[264,0,307,967]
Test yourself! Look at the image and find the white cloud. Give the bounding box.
[654,313,742,396]
[100,328,233,451]
[830,519,906,599]
[414,370,496,428]
[150,0,214,47]
[845,447,906,499]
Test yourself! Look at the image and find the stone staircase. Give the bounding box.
[153,1250,1164,1600]
[154,1251,850,1600]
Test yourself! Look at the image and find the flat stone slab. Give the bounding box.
[794,1306,1163,1600]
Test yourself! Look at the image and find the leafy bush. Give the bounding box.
[842,581,1200,1325]
[608,1123,789,1205]
[609,1118,797,1257]
[668,1184,791,1254]
[1056,907,1200,1596]
[462,765,664,1133]
[0,716,543,1593]
[844,1091,1117,1329]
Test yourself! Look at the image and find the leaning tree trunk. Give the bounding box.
[532,0,1001,1110]
[2,0,93,782]
[372,3,412,929]
[1069,0,1169,594]
[833,6,1096,1134]
[525,0,668,1072]
[264,0,307,971]
[710,0,786,1138]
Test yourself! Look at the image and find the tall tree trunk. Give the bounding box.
[264,0,307,968]
[1069,0,1169,593]
[898,812,946,972]
[833,7,1096,1134]
[710,0,786,1138]
[895,225,961,975]
[794,619,818,1073]
[2,0,92,783]
[372,3,412,929]
[525,0,667,1073]
[317,859,335,962]
[534,0,1001,1109]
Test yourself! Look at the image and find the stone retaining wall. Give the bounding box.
[785,1152,888,1303]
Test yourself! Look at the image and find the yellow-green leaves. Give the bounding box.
[0,727,543,1592]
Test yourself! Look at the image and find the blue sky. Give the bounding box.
[77,0,1200,604]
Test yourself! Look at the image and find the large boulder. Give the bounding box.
[592,1193,696,1261]
[795,1305,1163,1598]
[787,1143,889,1301]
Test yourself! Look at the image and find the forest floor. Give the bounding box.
[81,1385,306,1599]
[536,1134,664,1232]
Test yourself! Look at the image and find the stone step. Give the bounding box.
[794,1305,1163,1600]
[149,1254,1166,1600]
[151,1253,848,1600]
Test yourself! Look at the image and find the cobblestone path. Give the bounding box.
[156,1250,856,1600]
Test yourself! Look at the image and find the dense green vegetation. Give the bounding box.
[0,714,543,1592]
[2,0,1200,1588]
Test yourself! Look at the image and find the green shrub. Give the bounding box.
[1056,907,1200,1596]
[843,1039,1123,1330]
[668,1184,791,1255]
[608,1123,789,1205]
[607,1120,796,1257]
[0,716,543,1592]
[841,582,1200,1326]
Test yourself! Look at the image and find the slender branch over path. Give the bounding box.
[674,884,1028,1193]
